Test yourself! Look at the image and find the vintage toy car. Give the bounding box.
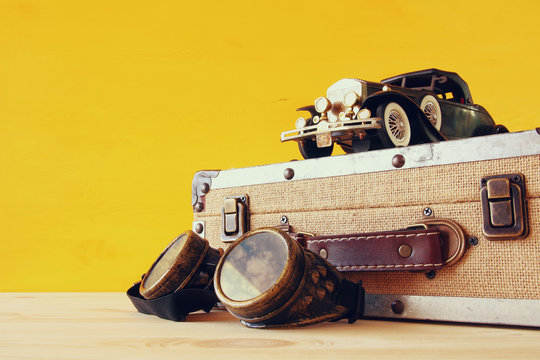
[281,69,508,159]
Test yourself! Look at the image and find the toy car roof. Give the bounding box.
[380,68,473,103]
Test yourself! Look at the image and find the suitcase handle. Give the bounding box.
[304,218,466,272]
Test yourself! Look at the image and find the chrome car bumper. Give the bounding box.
[280,118,382,147]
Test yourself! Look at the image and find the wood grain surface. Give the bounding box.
[1,293,539,359]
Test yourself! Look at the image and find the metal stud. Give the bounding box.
[194,202,204,212]
[200,183,210,194]
[319,248,328,259]
[325,281,334,293]
[392,154,405,168]
[391,300,404,314]
[311,270,320,284]
[194,223,204,234]
[284,168,295,180]
[316,265,327,277]
[398,244,412,258]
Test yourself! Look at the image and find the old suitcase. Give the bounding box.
[191,129,540,327]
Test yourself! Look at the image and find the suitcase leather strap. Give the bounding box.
[304,228,444,272]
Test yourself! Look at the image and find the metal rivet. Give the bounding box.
[511,175,521,184]
[392,154,405,168]
[398,244,412,258]
[194,223,204,234]
[311,270,320,284]
[425,270,436,280]
[194,202,204,212]
[240,195,247,202]
[325,281,334,293]
[468,236,479,246]
[284,168,295,180]
[200,183,210,194]
[423,207,433,217]
[391,300,404,314]
[319,248,328,259]
[280,215,288,224]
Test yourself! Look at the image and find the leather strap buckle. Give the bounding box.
[406,218,467,267]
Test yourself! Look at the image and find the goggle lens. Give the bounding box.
[219,231,288,301]
[142,234,188,292]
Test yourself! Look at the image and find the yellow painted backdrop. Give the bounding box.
[1,0,539,291]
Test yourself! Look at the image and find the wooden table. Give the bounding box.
[1,293,539,359]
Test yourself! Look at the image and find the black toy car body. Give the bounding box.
[281,69,508,159]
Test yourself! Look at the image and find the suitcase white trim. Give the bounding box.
[209,130,540,188]
[365,295,540,327]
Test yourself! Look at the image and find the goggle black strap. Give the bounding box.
[339,279,365,323]
[127,281,218,322]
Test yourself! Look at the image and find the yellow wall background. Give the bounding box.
[1,0,539,291]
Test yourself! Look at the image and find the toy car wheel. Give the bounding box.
[377,102,411,147]
[298,140,334,159]
[420,95,442,130]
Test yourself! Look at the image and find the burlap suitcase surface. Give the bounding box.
[192,129,540,327]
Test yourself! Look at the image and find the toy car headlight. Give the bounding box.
[314,97,331,113]
[295,117,306,129]
[343,92,358,107]
[357,108,371,120]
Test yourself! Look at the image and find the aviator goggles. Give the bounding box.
[127,228,365,327]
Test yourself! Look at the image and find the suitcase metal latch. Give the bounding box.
[221,195,249,243]
[480,174,528,240]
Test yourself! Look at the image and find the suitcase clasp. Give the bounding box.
[221,195,249,243]
[480,174,528,240]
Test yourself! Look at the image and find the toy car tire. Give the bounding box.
[472,124,510,136]
[298,139,334,159]
[494,124,510,134]
[420,95,442,130]
[377,102,412,147]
